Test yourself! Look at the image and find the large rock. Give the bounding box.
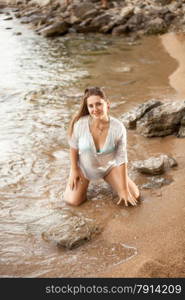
[178,115,185,137]
[132,154,177,175]
[71,1,94,19]
[42,211,99,249]
[154,0,173,5]
[38,21,69,37]
[145,17,167,34]
[120,6,134,19]
[126,12,149,32]
[121,99,162,129]
[90,13,114,30]
[136,101,185,137]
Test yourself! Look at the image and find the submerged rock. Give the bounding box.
[42,211,100,249]
[132,154,177,175]
[139,176,173,189]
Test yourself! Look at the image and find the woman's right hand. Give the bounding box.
[69,167,83,190]
[117,190,137,206]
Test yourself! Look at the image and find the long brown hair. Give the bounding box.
[68,87,107,137]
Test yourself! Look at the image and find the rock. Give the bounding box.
[71,1,94,19]
[111,6,135,35]
[164,12,176,25]
[38,21,69,37]
[132,154,177,175]
[178,115,185,137]
[68,14,80,25]
[90,13,114,30]
[75,18,97,33]
[20,14,45,25]
[120,6,134,19]
[36,0,51,6]
[126,13,149,32]
[145,17,167,34]
[136,101,185,137]
[13,32,22,35]
[140,176,173,189]
[42,211,100,249]
[80,8,98,21]
[3,16,13,20]
[112,23,130,35]
[154,0,173,5]
[14,12,21,18]
[121,99,162,129]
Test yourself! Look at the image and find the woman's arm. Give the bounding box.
[115,124,137,206]
[69,147,83,190]
[116,163,137,206]
[117,162,129,191]
[70,147,79,170]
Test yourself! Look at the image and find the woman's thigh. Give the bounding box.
[64,171,89,206]
[104,165,140,199]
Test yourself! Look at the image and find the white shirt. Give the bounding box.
[68,115,128,180]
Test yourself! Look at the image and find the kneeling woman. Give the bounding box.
[64,87,140,206]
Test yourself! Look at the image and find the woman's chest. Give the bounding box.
[90,129,108,151]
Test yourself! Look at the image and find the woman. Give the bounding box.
[64,87,140,206]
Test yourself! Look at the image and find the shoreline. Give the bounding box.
[1,0,185,39]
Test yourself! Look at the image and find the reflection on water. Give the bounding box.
[0,9,184,277]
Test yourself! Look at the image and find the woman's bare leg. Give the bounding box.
[104,165,140,202]
[64,170,89,206]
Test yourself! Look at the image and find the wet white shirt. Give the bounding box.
[68,115,128,180]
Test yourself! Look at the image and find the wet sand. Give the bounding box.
[98,33,185,278]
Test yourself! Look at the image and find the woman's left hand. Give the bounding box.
[117,190,137,206]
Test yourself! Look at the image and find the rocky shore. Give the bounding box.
[1,0,185,38]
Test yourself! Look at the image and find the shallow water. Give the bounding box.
[0,8,184,277]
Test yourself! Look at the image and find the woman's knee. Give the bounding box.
[127,177,139,198]
[63,189,87,206]
[64,198,80,206]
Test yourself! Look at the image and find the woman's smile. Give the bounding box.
[87,95,109,120]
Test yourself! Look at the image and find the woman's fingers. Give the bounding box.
[128,194,137,206]
[117,194,137,206]
[117,197,128,206]
[117,198,123,205]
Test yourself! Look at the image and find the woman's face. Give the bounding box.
[87,95,109,120]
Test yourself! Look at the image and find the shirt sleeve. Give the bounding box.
[115,123,128,165]
[68,121,80,149]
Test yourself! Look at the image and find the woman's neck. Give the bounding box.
[90,115,109,126]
